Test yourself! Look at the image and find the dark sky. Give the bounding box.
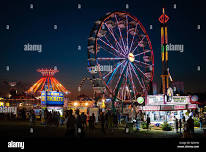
[0,0,205,97]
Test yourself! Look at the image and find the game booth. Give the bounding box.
[142,94,198,126]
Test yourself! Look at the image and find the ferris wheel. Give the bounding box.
[88,11,154,102]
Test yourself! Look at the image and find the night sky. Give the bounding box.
[0,0,205,98]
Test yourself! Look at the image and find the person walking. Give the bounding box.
[187,116,194,138]
[105,112,108,129]
[200,117,203,130]
[179,118,182,134]
[81,112,87,128]
[75,110,83,137]
[146,115,150,131]
[113,113,118,128]
[91,113,96,128]
[100,112,105,134]
[175,117,179,133]
[88,115,95,136]
[183,121,190,138]
[65,110,75,138]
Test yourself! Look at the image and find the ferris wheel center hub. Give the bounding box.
[128,53,135,62]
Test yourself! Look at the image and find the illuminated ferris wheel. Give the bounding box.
[88,11,154,102]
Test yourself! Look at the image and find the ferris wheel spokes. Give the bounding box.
[132,62,150,80]
[104,23,127,55]
[131,35,146,54]
[134,50,151,57]
[113,61,128,93]
[128,24,138,53]
[114,14,127,52]
[129,62,144,89]
[102,60,126,82]
[128,65,138,99]
[134,60,152,66]
[103,34,126,57]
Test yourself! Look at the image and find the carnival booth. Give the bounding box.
[142,95,197,126]
[41,91,64,116]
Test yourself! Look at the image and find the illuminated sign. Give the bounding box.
[147,95,164,105]
[160,105,174,111]
[187,104,197,109]
[41,91,64,106]
[167,87,173,102]
[137,97,144,104]
[174,105,186,110]
[191,95,198,102]
[172,96,190,104]
[143,106,160,111]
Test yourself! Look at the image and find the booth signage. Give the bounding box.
[187,104,197,109]
[174,105,186,110]
[41,91,64,106]
[160,105,174,111]
[143,106,160,111]
[172,96,189,104]
[147,95,164,105]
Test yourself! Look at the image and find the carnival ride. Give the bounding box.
[27,68,70,95]
[88,11,154,105]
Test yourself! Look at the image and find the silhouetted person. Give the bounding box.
[105,112,109,129]
[200,117,203,129]
[113,113,118,128]
[91,113,95,128]
[179,119,182,133]
[100,112,105,134]
[146,115,150,131]
[187,116,194,137]
[81,112,87,128]
[75,110,82,136]
[65,110,75,137]
[175,117,179,133]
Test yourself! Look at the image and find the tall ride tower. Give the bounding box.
[159,8,169,95]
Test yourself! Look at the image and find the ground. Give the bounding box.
[0,120,205,138]
[1,120,206,151]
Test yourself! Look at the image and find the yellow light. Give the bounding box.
[85,102,88,106]
[165,27,168,44]
[0,102,4,106]
[6,103,10,107]
[161,27,164,44]
[102,100,105,108]
[74,102,78,107]
[128,53,135,62]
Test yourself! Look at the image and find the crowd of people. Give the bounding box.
[174,115,195,138]
[64,109,95,137]
[64,109,121,137]
[2,106,206,139]
[43,109,61,127]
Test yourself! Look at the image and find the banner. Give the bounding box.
[147,95,164,105]
[41,91,64,106]
[172,96,190,104]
